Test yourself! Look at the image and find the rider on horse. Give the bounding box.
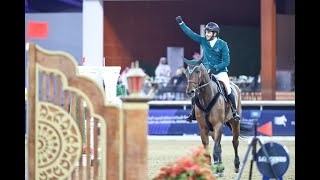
[175,16,240,122]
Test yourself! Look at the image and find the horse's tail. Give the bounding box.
[228,81,252,137]
[239,120,254,138]
[225,120,254,138]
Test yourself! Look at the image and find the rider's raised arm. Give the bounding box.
[175,16,202,44]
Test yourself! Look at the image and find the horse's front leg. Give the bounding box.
[198,121,211,164]
[212,122,224,176]
[212,122,223,163]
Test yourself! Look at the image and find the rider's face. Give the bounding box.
[205,31,213,40]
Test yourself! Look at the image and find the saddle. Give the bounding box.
[210,74,235,103]
[194,75,235,132]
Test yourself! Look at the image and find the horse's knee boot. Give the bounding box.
[234,156,240,169]
[228,93,240,121]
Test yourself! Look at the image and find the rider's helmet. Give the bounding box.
[204,22,220,36]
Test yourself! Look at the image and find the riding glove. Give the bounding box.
[175,16,183,24]
[208,65,218,75]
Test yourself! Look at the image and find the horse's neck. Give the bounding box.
[198,78,219,106]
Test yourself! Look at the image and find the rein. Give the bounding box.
[196,82,210,91]
[187,80,210,93]
[186,64,210,94]
[186,63,222,132]
[194,92,221,132]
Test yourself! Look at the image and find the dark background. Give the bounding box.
[25,0,295,78]
[102,0,294,77]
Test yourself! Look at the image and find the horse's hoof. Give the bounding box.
[234,168,239,173]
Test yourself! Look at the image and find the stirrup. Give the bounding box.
[186,112,195,122]
[232,112,240,121]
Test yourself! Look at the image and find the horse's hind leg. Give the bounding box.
[231,121,240,173]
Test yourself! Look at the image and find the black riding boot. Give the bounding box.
[228,93,240,121]
[186,98,196,122]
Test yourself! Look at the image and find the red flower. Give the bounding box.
[153,145,216,180]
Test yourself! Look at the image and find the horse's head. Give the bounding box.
[182,57,207,98]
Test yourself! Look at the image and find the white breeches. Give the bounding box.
[213,72,231,95]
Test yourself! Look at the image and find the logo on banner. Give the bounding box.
[256,142,290,179]
[257,121,272,136]
[274,115,287,126]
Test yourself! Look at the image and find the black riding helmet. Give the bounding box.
[204,22,220,36]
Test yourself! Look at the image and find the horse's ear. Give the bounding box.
[181,56,191,65]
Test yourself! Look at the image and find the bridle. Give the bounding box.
[186,64,210,96]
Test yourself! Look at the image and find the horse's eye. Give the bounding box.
[196,70,200,74]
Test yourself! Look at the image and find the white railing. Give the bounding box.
[148,100,295,108]
[148,100,295,110]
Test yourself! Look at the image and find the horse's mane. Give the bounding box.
[198,63,219,92]
[199,63,211,83]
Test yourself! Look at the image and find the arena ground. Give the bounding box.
[25,136,295,179]
[148,136,295,180]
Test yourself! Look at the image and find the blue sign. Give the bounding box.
[148,108,295,136]
[250,110,262,119]
[256,142,290,179]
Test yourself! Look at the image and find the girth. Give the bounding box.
[194,92,221,132]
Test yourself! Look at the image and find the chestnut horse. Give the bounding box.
[183,57,252,176]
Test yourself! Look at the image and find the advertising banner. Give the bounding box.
[148,108,295,136]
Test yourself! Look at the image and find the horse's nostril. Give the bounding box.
[186,90,195,97]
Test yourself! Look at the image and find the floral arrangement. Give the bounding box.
[153,145,217,180]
